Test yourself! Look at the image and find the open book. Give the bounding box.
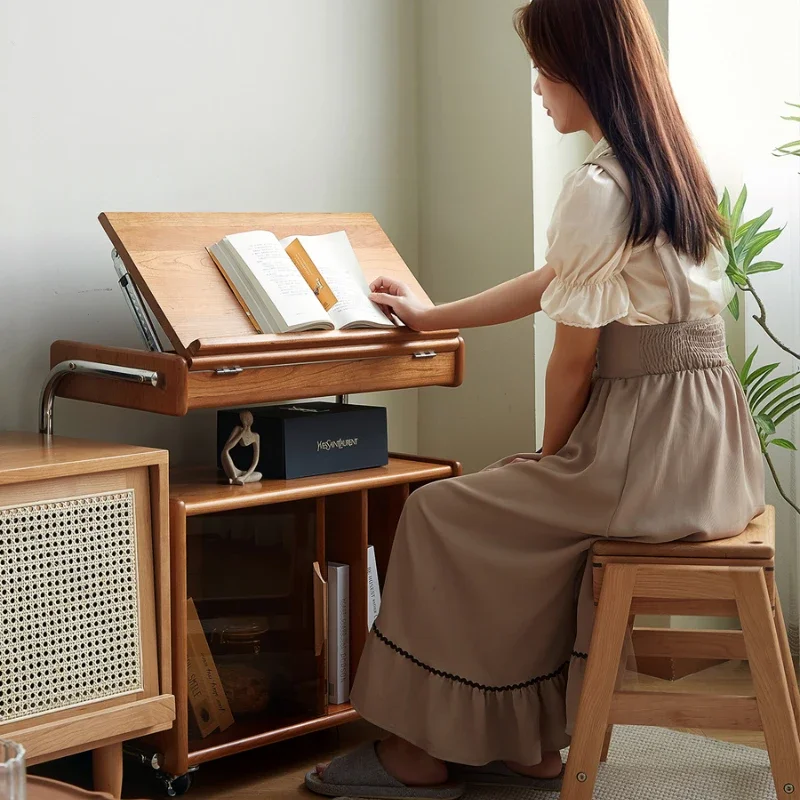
[207,230,399,333]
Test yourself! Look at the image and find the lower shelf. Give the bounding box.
[167,453,461,775]
[188,704,359,767]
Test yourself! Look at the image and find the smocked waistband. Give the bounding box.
[597,316,729,379]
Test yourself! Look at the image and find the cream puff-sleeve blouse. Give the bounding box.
[540,139,733,328]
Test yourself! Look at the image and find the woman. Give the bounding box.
[307,0,764,796]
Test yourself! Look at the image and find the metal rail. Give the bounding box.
[112,248,163,352]
[39,359,159,435]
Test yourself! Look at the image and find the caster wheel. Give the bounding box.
[160,771,194,797]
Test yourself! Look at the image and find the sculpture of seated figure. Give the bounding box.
[220,410,262,485]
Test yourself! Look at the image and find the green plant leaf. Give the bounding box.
[747,260,783,275]
[775,400,800,428]
[744,227,784,269]
[727,291,740,321]
[739,346,759,384]
[719,190,736,264]
[751,373,797,410]
[730,186,747,238]
[754,414,777,435]
[747,369,782,410]
[745,362,780,395]
[765,386,800,419]
[719,188,732,219]
[771,438,798,451]
[735,208,773,255]
[728,269,748,288]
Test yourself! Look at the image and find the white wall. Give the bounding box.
[670,0,800,640]
[416,0,537,474]
[0,0,420,464]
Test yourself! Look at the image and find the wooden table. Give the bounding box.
[41,212,464,795]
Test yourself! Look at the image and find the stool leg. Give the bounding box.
[599,728,614,764]
[734,570,800,799]
[92,742,123,799]
[600,615,635,763]
[775,591,800,736]
[562,565,636,800]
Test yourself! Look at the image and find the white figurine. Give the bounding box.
[220,410,263,485]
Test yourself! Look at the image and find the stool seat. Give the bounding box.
[593,507,774,560]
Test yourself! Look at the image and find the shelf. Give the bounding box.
[187,704,359,767]
[326,703,353,717]
[171,456,455,515]
[165,453,460,776]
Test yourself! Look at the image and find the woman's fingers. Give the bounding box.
[369,276,409,296]
[369,292,398,308]
[369,276,390,293]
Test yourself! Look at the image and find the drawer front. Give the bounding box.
[188,351,462,410]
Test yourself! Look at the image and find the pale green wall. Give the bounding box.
[415,0,537,473]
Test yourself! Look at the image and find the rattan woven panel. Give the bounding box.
[0,490,143,723]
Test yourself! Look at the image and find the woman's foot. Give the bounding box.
[316,736,449,787]
[504,751,563,779]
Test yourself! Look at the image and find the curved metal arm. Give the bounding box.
[39,359,159,435]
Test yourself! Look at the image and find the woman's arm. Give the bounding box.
[369,267,556,332]
[541,323,601,457]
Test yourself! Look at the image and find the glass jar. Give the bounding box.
[203,618,271,715]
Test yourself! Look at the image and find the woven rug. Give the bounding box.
[339,726,776,799]
[466,726,776,799]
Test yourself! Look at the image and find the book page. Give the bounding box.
[279,232,396,329]
[224,231,331,330]
[208,244,270,333]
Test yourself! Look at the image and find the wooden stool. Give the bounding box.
[562,507,800,799]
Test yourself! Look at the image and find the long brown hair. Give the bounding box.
[514,0,724,263]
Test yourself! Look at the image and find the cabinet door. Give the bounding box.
[185,500,321,746]
[0,468,164,760]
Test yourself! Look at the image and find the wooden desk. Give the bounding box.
[42,213,464,794]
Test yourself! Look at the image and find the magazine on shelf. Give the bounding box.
[327,561,350,704]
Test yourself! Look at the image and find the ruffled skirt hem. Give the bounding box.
[351,628,586,766]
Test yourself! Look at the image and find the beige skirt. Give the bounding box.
[350,316,765,767]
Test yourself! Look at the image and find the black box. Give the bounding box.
[217,402,388,480]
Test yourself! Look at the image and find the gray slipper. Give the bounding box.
[450,760,564,792]
[305,742,465,799]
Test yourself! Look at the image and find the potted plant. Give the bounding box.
[718,103,800,514]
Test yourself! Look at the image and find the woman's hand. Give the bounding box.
[369,266,556,333]
[369,277,432,331]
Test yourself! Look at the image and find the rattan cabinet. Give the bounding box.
[0,432,174,799]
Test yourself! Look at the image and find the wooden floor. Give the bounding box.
[32,660,766,799]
